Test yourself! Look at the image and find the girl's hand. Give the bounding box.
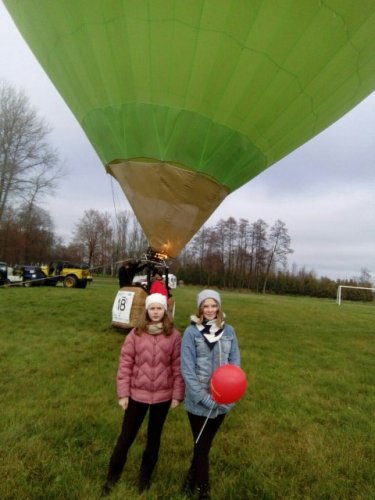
[201,394,218,409]
[118,397,129,410]
[170,399,180,409]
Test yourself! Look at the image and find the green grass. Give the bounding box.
[0,281,374,499]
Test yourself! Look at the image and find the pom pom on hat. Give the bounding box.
[145,293,168,311]
[197,289,221,308]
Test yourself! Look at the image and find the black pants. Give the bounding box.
[187,411,225,485]
[107,397,171,480]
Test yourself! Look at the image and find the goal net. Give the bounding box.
[336,285,375,305]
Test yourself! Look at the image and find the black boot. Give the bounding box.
[101,475,119,497]
[138,470,151,494]
[182,466,196,496]
[138,452,156,494]
[197,482,210,500]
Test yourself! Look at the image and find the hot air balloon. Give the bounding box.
[4,1,375,258]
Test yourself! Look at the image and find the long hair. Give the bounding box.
[135,308,174,336]
[196,300,224,328]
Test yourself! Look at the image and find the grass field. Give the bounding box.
[0,280,374,499]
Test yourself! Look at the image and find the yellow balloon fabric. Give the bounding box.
[5,0,375,257]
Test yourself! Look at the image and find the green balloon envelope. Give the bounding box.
[5,0,375,256]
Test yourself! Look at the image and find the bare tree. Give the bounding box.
[249,219,268,291]
[0,81,64,222]
[234,218,251,288]
[16,203,55,263]
[110,210,148,275]
[97,212,114,274]
[190,226,211,284]
[126,214,148,257]
[262,219,293,293]
[214,219,226,267]
[113,210,131,264]
[72,209,147,273]
[73,209,103,266]
[357,267,373,286]
[224,217,238,287]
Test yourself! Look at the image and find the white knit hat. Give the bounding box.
[145,293,168,311]
[197,289,221,308]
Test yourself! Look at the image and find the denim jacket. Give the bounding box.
[181,322,241,418]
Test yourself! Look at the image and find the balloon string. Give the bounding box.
[195,405,214,444]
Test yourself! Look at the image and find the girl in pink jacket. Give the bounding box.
[102,293,184,496]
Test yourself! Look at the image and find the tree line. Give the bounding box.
[0,205,147,273]
[175,217,293,293]
[172,218,373,301]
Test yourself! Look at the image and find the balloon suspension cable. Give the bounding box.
[195,405,214,444]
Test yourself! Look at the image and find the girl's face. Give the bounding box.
[147,303,165,322]
[201,298,219,321]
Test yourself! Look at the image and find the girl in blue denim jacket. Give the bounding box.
[181,289,241,499]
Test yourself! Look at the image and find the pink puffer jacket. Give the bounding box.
[117,328,185,404]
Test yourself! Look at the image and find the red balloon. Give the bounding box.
[210,365,247,404]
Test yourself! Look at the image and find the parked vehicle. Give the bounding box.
[14,265,50,287]
[40,261,93,288]
[0,262,23,286]
[132,274,148,287]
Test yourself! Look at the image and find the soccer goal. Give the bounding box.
[336,285,375,305]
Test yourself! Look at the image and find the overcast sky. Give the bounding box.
[1,2,374,281]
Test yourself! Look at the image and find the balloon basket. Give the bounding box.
[112,286,148,330]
